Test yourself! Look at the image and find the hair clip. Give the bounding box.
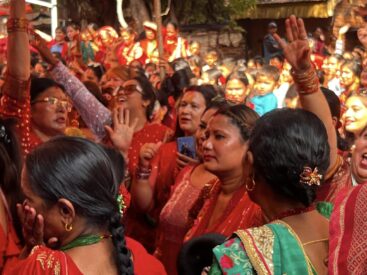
[299,166,322,186]
[0,125,11,145]
[116,194,126,217]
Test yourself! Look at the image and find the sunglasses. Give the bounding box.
[31,97,72,112]
[115,84,143,96]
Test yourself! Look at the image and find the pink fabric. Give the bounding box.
[155,165,202,275]
[50,62,112,141]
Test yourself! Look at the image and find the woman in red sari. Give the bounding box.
[8,136,166,275]
[184,104,264,242]
[0,0,70,157]
[0,119,23,274]
[154,100,226,274]
[129,85,218,252]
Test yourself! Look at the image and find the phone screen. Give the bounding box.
[177,136,196,159]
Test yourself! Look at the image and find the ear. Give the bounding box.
[142,98,151,108]
[57,198,76,227]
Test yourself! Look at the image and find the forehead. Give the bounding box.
[202,108,217,122]
[36,86,67,100]
[256,74,274,82]
[123,79,138,87]
[208,114,240,133]
[346,97,366,107]
[182,90,205,103]
[227,79,245,88]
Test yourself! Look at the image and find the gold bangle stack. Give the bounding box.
[7,18,29,33]
[291,66,320,95]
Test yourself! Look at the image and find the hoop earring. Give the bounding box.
[65,223,73,232]
[246,174,256,192]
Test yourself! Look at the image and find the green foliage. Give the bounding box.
[171,0,257,25]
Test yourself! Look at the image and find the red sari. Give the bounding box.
[0,74,42,156]
[0,192,21,274]
[6,238,166,275]
[125,141,178,253]
[5,245,82,275]
[316,155,352,204]
[127,123,172,177]
[184,181,264,242]
[329,183,367,275]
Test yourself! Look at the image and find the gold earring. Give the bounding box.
[246,175,256,192]
[65,223,73,232]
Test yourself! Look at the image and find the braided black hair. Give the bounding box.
[25,136,133,274]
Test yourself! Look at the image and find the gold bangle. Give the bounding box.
[7,18,29,33]
[291,67,320,95]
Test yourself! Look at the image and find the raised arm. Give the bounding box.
[274,15,337,170]
[30,33,112,141]
[7,0,30,81]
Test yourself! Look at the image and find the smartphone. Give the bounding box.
[177,136,196,159]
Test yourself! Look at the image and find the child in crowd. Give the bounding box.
[250,65,279,116]
[284,84,299,108]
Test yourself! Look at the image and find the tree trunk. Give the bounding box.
[129,0,151,32]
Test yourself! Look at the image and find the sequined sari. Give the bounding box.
[209,222,317,275]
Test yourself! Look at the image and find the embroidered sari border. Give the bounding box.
[235,228,273,275]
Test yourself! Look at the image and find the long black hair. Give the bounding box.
[249,109,330,206]
[25,136,133,275]
[0,118,23,242]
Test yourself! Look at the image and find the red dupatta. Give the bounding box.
[184,181,264,241]
[329,183,367,275]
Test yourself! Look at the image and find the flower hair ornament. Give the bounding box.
[0,125,11,144]
[116,194,126,217]
[299,166,322,186]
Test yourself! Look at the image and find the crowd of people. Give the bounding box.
[0,0,367,274]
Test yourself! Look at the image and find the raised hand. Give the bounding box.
[274,15,311,72]
[105,107,138,158]
[139,142,163,168]
[29,30,58,66]
[176,152,199,170]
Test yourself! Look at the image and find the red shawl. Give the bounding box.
[184,181,264,242]
[329,183,367,274]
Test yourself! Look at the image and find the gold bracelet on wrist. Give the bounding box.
[7,18,29,33]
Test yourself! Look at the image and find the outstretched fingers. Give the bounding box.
[297,18,308,40]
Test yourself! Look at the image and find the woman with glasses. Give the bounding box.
[0,0,71,156]
[31,31,171,177]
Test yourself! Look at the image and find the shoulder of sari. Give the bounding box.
[234,225,275,275]
[316,201,334,219]
[210,236,255,275]
[7,245,82,275]
[269,221,316,275]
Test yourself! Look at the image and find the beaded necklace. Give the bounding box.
[60,234,111,251]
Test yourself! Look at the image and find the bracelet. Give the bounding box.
[7,18,29,33]
[291,66,320,95]
[136,165,152,180]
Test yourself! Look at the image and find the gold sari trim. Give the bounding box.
[235,226,274,275]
